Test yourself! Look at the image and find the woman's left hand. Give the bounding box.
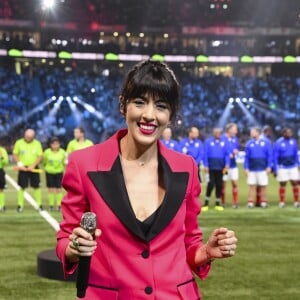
[206,227,238,259]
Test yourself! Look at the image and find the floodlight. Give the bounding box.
[42,0,55,9]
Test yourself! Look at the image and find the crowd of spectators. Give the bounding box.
[0,65,299,152]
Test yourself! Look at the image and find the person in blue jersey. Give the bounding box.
[244,127,273,208]
[221,123,240,208]
[160,127,179,152]
[261,125,273,143]
[273,128,299,208]
[202,128,230,212]
[256,125,273,206]
[178,126,204,168]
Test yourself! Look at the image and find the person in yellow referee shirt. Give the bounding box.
[66,127,94,154]
[0,145,9,212]
[13,129,43,212]
[43,137,66,211]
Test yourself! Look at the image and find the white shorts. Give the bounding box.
[247,171,268,186]
[277,167,299,182]
[223,167,239,181]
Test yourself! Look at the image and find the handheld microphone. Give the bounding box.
[76,212,97,298]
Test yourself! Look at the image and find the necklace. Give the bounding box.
[119,154,146,167]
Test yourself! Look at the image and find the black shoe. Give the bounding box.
[0,206,5,212]
[38,205,44,211]
[16,206,23,213]
[49,206,54,211]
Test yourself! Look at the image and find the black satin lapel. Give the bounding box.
[87,158,147,242]
[146,156,189,242]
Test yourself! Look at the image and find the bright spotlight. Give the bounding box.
[228,97,234,103]
[212,40,222,47]
[102,69,109,76]
[71,97,103,120]
[42,0,55,9]
[235,98,240,103]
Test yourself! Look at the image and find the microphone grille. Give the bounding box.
[80,212,97,235]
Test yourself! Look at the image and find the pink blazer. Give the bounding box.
[56,129,211,300]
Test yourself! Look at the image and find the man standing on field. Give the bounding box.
[13,128,43,212]
[222,123,240,208]
[178,126,204,168]
[66,127,94,154]
[244,127,272,208]
[202,127,230,212]
[273,128,299,208]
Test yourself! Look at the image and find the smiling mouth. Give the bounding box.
[138,123,157,135]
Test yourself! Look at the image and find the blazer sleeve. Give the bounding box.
[185,156,211,280]
[56,153,90,278]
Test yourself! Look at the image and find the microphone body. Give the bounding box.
[76,212,97,298]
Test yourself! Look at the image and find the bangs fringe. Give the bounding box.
[125,68,178,104]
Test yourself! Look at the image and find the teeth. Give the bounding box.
[140,124,155,131]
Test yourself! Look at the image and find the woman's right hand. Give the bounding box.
[66,227,101,263]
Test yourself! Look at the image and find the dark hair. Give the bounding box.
[50,136,60,144]
[75,127,85,134]
[119,60,180,120]
[282,127,291,135]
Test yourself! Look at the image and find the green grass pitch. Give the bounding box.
[0,164,299,300]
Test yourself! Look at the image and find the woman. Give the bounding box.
[56,60,238,299]
[43,137,66,211]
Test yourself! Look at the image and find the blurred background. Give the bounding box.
[0,0,299,151]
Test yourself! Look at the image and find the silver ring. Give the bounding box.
[72,238,79,250]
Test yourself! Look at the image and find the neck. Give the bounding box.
[119,135,158,164]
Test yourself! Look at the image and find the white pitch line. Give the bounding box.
[5,174,60,232]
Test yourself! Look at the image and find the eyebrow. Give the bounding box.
[137,95,167,103]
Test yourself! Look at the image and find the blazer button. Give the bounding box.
[144,286,153,294]
[141,250,150,258]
